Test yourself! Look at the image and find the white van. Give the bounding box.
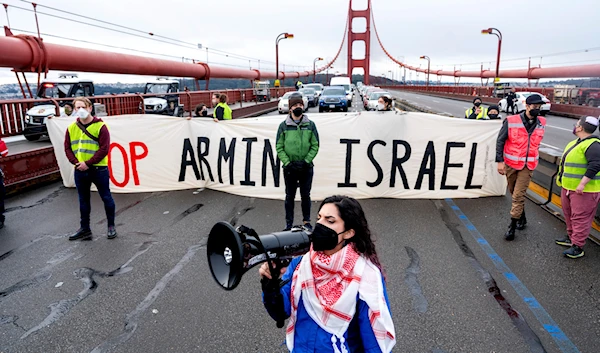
[330,76,353,101]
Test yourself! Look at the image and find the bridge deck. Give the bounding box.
[0,181,598,353]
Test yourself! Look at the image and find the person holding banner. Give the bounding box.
[63,97,117,241]
[496,94,546,241]
[465,97,488,120]
[213,94,232,122]
[276,93,319,232]
[555,116,600,259]
[259,195,396,353]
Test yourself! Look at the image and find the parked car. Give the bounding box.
[318,86,349,112]
[278,92,309,114]
[499,92,551,116]
[302,83,324,97]
[298,88,318,107]
[365,91,391,110]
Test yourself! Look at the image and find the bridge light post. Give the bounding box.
[276,32,294,84]
[313,57,323,83]
[481,28,502,83]
[420,55,430,90]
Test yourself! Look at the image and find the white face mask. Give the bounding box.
[76,108,89,119]
[377,103,385,111]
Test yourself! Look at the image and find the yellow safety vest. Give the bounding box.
[465,107,488,119]
[213,102,232,120]
[557,137,600,192]
[68,120,108,166]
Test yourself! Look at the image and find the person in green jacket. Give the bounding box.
[276,93,319,232]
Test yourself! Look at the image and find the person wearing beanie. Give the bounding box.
[496,94,546,241]
[555,116,600,258]
[276,93,320,232]
[465,97,488,119]
[487,105,501,120]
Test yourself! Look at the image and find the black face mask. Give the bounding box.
[201,110,208,117]
[529,108,540,118]
[474,102,482,107]
[311,223,345,251]
[292,107,303,117]
[488,114,498,119]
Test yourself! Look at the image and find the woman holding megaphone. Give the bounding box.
[259,195,396,353]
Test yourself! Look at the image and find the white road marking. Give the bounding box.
[541,142,562,150]
[546,125,571,132]
[432,100,440,103]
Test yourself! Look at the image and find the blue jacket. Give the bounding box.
[262,256,392,352]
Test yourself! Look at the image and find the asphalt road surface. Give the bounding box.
[1,94,599,353]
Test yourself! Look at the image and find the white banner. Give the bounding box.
[47,112,507,200]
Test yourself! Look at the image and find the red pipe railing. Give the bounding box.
[0,34,334,81]
[0,87,296,137]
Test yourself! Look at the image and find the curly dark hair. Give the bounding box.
[319,195,384,276]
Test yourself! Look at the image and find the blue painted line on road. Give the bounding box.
[445,198,580,353]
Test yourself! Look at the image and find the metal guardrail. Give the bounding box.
[382,85,600,118]
[0,87,295,137]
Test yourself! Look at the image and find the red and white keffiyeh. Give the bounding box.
[286,244,396,352]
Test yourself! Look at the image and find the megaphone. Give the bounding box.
[207,222,311,291]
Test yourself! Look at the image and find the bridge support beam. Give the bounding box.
[347,0,371,85]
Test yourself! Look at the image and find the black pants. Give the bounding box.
[0,174,5,223]
[283,166,313,227]
[74,166,116,229]
[507,100,514,114]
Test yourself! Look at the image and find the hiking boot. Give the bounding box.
[302,222,313,233]
[107,226,117,239]
[563,245,584,259]
[516,211,527,230]
[504,218,518,241]
[69,228,92,241]
[555,237,572,247]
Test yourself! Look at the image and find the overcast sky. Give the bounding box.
[0,0,598,85]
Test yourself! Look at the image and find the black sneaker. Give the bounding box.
[302,223,313,233]
[555,237,572,247]
[69,228,92,241]
[107,226,117,239]
[563,245,584,259]
[283,224,293,231]
[0,220,4,229]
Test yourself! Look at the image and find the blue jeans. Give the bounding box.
[74,166,115,229]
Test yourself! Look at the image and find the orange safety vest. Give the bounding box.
[503,114,546,170]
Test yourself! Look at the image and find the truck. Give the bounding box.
[140,78,184,116]
[253,80,270,102]
[23,74,99,141]
[573,79,600,107]
[492,82,511,98]
[330,76,353,101]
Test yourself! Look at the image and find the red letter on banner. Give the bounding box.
[108,143,130,187]
[129,141,148,186]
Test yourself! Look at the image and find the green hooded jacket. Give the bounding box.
[275,115,319,166]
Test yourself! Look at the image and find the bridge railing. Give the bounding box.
[382,85,600,118]
[0,87,295,137]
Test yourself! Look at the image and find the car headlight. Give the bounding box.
[26,114,31,122]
